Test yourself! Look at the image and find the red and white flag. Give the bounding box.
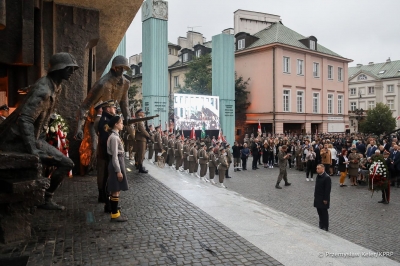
[258,119,262,136]
[396,116,400,120]
[190,127,196,139]
[218,128,226,142]
[181,128,184,140]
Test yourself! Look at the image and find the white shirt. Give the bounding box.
[329,148,337,160]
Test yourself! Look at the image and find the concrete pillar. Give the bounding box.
[141,0,169,127]
[305,122,311,134]
[212,34,235,145]
[275,122,284,134]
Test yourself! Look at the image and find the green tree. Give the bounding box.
[125,69,142,115]
[359,102,396,135]
[235,73,250,121]
[179,53,212,95]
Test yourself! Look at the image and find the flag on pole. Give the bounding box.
[258,119,262,136]
[218,128,225,142]
[181,128,184,140]
[165,121,168,133]
[201,122,206,139]
[397,116,400,120]
[190,127,196,139]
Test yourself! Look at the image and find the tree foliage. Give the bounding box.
[125,69,142,114]
[179,53,212,95]
[235,73,251,121]
[359,102,396,135]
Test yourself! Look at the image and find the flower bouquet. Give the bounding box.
[368,156,389,195]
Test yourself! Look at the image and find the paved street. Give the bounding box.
[223,157,400,263]
[0,161,281,266]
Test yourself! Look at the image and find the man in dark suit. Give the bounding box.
[356,140,366,156]
[314,164,332,231]
[390,145,400,187]
[251,138,259,170]
[314,144,322,165]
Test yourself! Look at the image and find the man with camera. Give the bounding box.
[275,145,292,189]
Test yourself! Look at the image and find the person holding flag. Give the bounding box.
[190,127,196,140]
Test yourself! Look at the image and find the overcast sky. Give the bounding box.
[126,0,400,67]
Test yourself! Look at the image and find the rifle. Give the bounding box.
[127,114,159,125]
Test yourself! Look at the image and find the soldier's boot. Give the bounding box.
[139,164,148,174]
[98,189,105,203]
[275,183,282,189]
[38,192,65,210]
[210,179,216,185]
[284,182,291,186]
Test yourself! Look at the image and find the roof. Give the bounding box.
[245,22,344,58]
[203,41,212,49]
[348,60,400,80]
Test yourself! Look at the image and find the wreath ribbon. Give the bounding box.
[371,163,379,190]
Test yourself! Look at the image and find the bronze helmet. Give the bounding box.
[48,52,79,73]
[111,55,130,71]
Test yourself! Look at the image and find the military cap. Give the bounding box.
[209,146,214,150]
[155,125,161,129]
[135,108,144,114]
[101,100,116,108]
[219,146,225,151]
[200,142,205,146]
[0,104,9,111]
[175,133,180,138]
[226,143,230,147]
[111,55,130,71]
[163,130,167,133]
[94,101,104,110]
[168,132,174,136]
[48,52,80,73]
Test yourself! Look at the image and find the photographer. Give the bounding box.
[275,145,292,189]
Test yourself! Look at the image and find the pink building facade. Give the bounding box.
[234,10,352,135]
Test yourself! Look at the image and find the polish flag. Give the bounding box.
[190,127,196,139]
[218,128,225,142]
[258,119,262,136]
[181,128,184,140]
[396,116,400,120]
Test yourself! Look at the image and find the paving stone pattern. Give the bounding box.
[0,166,282,266]
[225,157,400,263]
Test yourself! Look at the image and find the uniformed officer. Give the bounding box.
[167,133,175,168]
[174,134,183,171]
[276,145,292,189]
[225,143,233,178]
[217,146,228,188]
[135,108,150,173]
[208,146,218,184]
[153,125,162,163]
[183,139,190,173]
[147,124,155,161]
[162,130,168,163]
[188,141,199,177]
[0,104,9,124]
[198,142,209,182]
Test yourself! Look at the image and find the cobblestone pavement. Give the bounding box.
[224,157,400,263]
[0,162,282,266]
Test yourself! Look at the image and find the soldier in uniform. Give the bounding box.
[162,130,168,163]
[126,124,135,161]
[217,146,228,188]
[174,134,183,172]
[153,125,162,163]
[205,135,211,149]
[198,142,210,182]
[167,133,176,168]
[243,134,250,147]
[135,108,150,173]
[183,139,190,173]
[188,141,199,177]
[249,133,255,147]
[0,52,79,210]
[74,56,133,174]
[275,145,292,189]
[147,124,155,161]
[208,146,218,184]
[225,143,233,178]
[0,104,9,124]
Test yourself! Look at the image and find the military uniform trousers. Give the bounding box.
[167,150,175,166]
[184,156,189,170]
[154,149,162,162]
[200,163,208,177]
[148,144,154,160]
[218,169,226,183]
[175,157,182,170]
[277,168,288,184]
[209,167,216,180]
[136,140,146,164]
[189,161,196,173]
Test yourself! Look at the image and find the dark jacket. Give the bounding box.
[337,155,347,173]
[390,150,400,171]
[251,142,259,156]
[314,147,321,165]
[97,111,114,160]
[241,147,250,159]
[232,145,241,158]
[314,172,331,209]
[356,143,366,155]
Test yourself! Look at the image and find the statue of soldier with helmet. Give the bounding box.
[0,52,79,210]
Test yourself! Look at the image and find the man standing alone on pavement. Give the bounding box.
[275,145,291,189]
[314,164,332,231]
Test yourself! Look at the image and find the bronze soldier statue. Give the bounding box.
[0,52,79,210]
[74,55,132,169]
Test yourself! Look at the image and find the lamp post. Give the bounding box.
[354,108,364,132]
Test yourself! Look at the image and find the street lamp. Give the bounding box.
[354,108,364,132]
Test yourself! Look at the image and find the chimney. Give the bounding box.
[387,57,391,63]
[368,62,374,65]
[356,64,363,67]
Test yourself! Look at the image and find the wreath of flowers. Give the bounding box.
[46,113,69,151]
[368,156,389,194]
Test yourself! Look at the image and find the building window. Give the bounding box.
[338,67,343,81]
[350,88,356,95]
[183,53,188,62]
[313,62,319,77]
[387,84,394,93]
[297,91,304,113]
[387,99,394,110]
[140,66,142,74]
[350,102,357,111]
[169,48,172,55]
[238,39,245,50]
[328,65,333,79]
[132,68,136,75]
[310,40,316,50]
[297,59,304,75]
[338,95,343,114]
[327,94,333,114]
[313,93,319,113]
[174,76,179,88]
[350,120,354,127]
[283,57,290,73]
[195,49,202,58]
[283,90,290,112]
[358,74,367,80]
[368,86,374,94]
[368,101,375,109]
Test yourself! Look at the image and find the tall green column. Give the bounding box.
[212,34,235,145]
[142,0,169,126]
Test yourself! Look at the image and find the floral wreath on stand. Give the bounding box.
[46,113,72,177]
[368,155,389,197]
